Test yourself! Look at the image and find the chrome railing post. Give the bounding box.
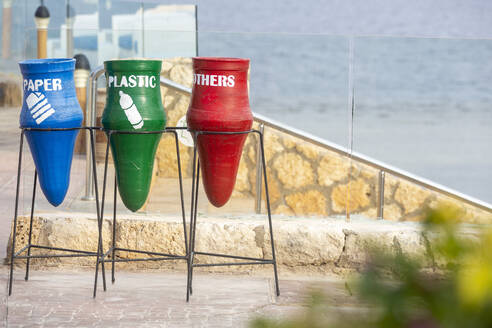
[82,65,105,201]
[377,170,385,219]
[255,123,265,214]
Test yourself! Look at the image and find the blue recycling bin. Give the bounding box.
[19,58,83,206]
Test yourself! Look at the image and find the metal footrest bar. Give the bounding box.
[15,254,97,259]
[30,244,98,255]
[193,261,274,268]
[193,251,273,262]
[186,129,280,302]
[13,245,96,260]
[99,246,186,262]
[9,127,105,296]
[94,127,189,298]
[107,257,188,263]
[114,247,182,257]
[13,245,30,257]
[112,247,185,258]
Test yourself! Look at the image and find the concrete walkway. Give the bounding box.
[3,268,356,327]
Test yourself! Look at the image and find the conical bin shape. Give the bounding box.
[102,59,165,212]
[19,58,83,206]
[187,57,253,207]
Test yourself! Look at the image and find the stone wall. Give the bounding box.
[103,57,492,223]
[238,127,492,223]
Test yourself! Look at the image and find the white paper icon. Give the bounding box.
[26,92,55,125]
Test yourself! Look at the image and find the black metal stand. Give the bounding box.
[94,127,189,298]
[9,127,105,296]
[186,129,280,302]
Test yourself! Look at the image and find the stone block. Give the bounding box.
[247,142,257,163]
[263,219,345,267]
[273,205,294,216]
[394,179,432,214]
[169,64,193,88]
[235,157,251,192]
[193,219,262,263]
[336,220,431,269]
[167,96,190,126]
[317,153,350,187]
[263,130,284,162]
[383,203,404,221]
[296,142,319,160]
[161,61,174,74]
[358,207,377,219]
[261,168,282,205]
[273,153,314,189]
[285,190,327,216]
[385,174,400,196]
[354,162,379,182]
[281,134,297,149]
[331,179,372,213]
[156,134,191,178]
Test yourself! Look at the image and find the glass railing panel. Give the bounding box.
[195,31,352,216]
[140,30,197,58]
[8,1,199,67]
[351,36,492,220]
[143,4,197,57]
[199,31,350,147]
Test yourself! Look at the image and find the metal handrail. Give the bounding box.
[252,113,492,213]
[83,66,492,215]
[160,76,192,94]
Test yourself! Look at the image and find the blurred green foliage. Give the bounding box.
[251,205,492,328]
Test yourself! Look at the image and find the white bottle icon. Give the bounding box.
[119,90,144,129]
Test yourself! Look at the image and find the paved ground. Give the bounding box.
[2,268,357,327]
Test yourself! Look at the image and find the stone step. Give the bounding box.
[8,212,472,274]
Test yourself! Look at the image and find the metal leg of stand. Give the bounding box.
[10,128,104,297]
[185,130,280,300]
[258,131,280,296]
[9,131,24,296]
[190,160,200,293]
[188,153,200,300]
[169,131,189,301]
[170,131,188,258]
[93,130,109,298]
[111,174,117,283]
[186,145,198,302]
[24,170,37,281]
[92,129,188,298]
[98,142,107,292]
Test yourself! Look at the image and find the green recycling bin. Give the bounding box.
[102,59,165,212]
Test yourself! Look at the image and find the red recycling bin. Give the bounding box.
[187,57,253,207]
